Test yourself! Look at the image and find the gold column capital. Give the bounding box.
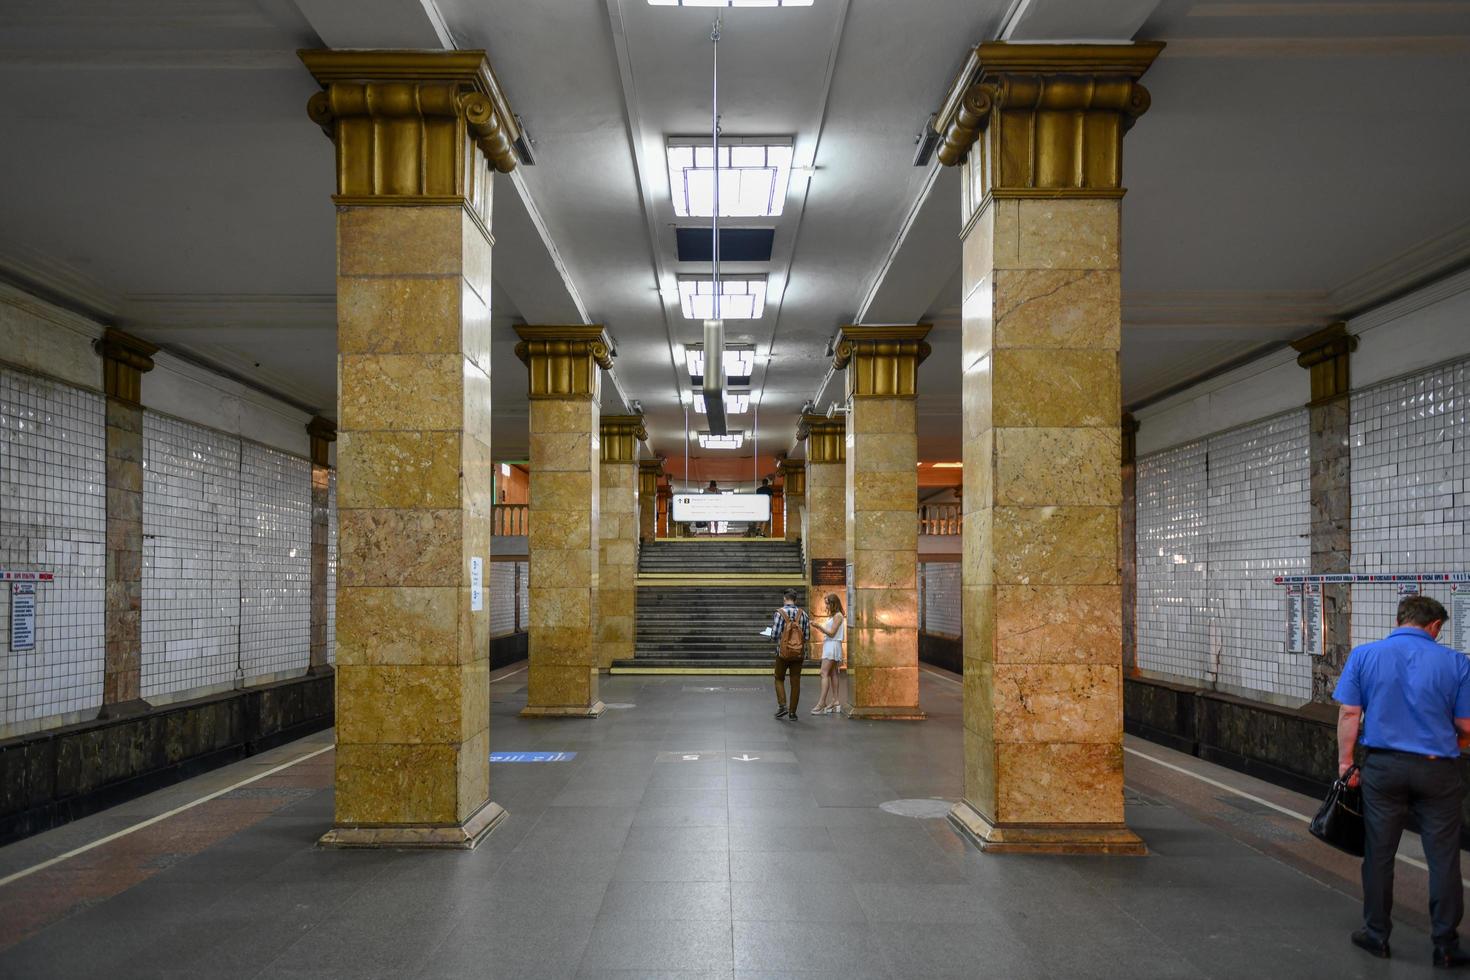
[797,414,846,464]
[299,49,519,210]
[95,328,158,405]
[514,325,613,400]
[778,458,807,497]
[933,42,1163,197]
[1291,322,1358,406]
[306,416,337,468]
[833,325,932,399]
[637,459,663,495]
[600,414,646,463]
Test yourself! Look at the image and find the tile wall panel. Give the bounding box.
[0,368,106,729]
[516,560,529,632]
[1206,414,1312,700]
[1135,414,1311,699]
[1136,441,1211,683]
[490,560,515,637]
[1351,358,1470,644]
[238,442,311,680]
[920,561,961,638]
[142,413,241,698]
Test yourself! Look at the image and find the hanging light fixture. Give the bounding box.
[701,16,729,437]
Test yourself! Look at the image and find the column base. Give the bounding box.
[307,663,336,677]
[319,800,506,850]
[847,705,926,721]
[948,800,1146,856]
[520,700,606,719]
[98,698,151,720]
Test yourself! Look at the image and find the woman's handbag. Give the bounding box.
[1310,765,1365,857]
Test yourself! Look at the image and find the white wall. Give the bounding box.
[1351,268,1470,389]
[0,283,102,391]
[1135,347,1307,457]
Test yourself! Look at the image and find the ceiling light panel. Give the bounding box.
[667,138,794,217]
[649,1,812,7]
[692,393,750,415]
[696,430,746,449]
[677,278,767,320]
[685,347,756,380]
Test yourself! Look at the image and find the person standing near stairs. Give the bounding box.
[771,589,809,720]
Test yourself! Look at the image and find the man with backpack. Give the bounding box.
[771,589,809,720]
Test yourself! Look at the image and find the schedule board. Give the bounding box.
[671,493,771,523]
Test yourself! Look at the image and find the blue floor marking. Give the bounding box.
[490,751,577,763]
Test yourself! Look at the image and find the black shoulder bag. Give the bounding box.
[1309,764,1365,857]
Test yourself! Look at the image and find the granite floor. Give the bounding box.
[0,665,1458,978]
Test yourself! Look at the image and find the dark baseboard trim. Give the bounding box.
[0,671,335,847]
[919,633,962,674]
[491,632,527,670]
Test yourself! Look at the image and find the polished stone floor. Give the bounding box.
[0,666,1458,978]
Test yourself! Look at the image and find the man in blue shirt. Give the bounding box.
[1335,595,1470,967]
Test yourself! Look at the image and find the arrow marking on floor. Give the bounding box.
[732,754,760,762]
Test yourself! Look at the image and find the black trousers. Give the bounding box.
[1360,750,1466,947]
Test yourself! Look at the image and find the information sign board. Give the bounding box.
[1285,584,1304,654]
[1303,583,1326,658]
[1452,585,1470,656]
[811,559,846,586]
[671,493,771,523]
[10,582,35,652]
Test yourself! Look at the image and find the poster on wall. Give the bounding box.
[811,559,845,586]
[10,582,35,652]
[1285,584,1304,654]
[1451,585,1470,655]
[1303,583,1326,658]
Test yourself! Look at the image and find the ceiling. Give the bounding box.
[2,0,1469,479]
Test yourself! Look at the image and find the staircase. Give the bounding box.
[610,539,814,673]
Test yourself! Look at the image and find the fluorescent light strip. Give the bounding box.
[649,1,813,7]
[677,278,767,320]
[693,393,750,415]
[684,347,756,379]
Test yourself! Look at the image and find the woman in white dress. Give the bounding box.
[810,593,846,715]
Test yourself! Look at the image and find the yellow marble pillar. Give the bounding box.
[778,459,806,545]
[518,325,613,717]
[597,415,646,670]
[637,460,661,543]
[934,41,1161,853]
[835,326,929,720]
[301,49,520,848]
[799,415,846,660]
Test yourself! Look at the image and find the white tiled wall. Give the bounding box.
[1351,357,1470,643]
[920,561,961,638]
[326,471,337,665]
[1204,414,1312,700]
[516,561,529,632]
[1135,412,1311,701]
[238,442,311,680]
[142,413,242,699]
[490,561,516,637]
[1136,440,1211,683]
[0,368,106,730]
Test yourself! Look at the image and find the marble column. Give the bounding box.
[517,325,612,718]
[307,416,336,675]
[1291,323,1357,702]
[637,460,661,543]
[835,326,929,720]
[96,328,156,719]
[1120,413,1139,675]
[799,414,846,660]
[302,49,520,848]
[597,415,646,670]
[778,458,806,545]
[934,41,1161,853]
[656,482,672,538]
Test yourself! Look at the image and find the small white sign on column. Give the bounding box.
[470,557,484,612]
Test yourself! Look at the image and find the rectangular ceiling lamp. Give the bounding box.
[649,1,812,7]
[692,393,750,415]
[677,278,767,320]
[696,430,745,449]
[684,346,756,380]
[667,137,794,217]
